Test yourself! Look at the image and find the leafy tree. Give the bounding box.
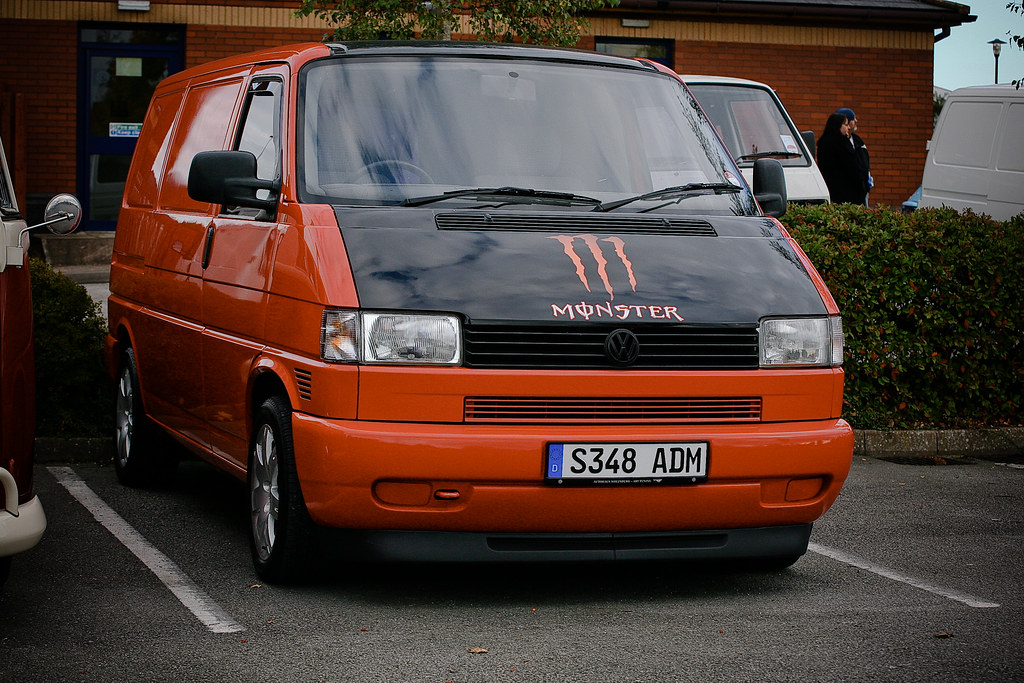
[1009,2,1023,88]
[295,0,616,47]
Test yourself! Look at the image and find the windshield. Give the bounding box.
[686,83,811,169]
[297,56,756,215]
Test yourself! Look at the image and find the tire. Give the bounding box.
[249,395,315,584]
[749,554,802,572]
[114,347,175,487]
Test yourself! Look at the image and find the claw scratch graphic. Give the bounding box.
[549,235,591,292]
[549,234,638,300]
[580,235,614,299]
[602,236,637,292]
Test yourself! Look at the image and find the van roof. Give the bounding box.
[325,40,653,67]
[679,75,773,91]
[157,41,657,89]
[945,84,1024,99]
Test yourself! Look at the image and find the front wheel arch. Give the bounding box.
[248,394,315,583]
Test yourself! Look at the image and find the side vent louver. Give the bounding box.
[295,369,312,401]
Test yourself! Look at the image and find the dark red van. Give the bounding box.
[0,136,80,587]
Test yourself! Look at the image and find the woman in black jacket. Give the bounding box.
[816,113,866,205]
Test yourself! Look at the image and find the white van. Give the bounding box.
[683,75,830,204]
[919,85,1024,221]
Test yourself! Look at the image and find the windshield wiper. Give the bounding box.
[401,186,602,208]
[736,151,802,161]
[593,183,742,212]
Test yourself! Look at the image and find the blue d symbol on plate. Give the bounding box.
[548,444,563,475]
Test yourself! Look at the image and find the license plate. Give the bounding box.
[545,442,709,485]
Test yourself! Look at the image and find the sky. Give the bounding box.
[934,0,1024,90]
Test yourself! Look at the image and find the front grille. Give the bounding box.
[463,323,758,369]
[465,397,762,423]
[436,213,717,236]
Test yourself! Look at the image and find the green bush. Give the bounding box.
[783,205,1023,429]
[21,207,1024,435]
[29,258,112,437]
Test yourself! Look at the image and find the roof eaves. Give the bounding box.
[606,0,976,30]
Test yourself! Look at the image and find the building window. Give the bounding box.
[80,26,183,44]
[594,38,673,68]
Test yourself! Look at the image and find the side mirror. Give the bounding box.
[187,150,279,213]
[37,193,83,235]
[3,193,82,272]
[752,158,787,218]
[801,130,817,156]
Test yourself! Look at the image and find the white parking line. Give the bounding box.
[48,466,245,633]
[809,542,1000,609]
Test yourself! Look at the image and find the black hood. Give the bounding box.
[336,208,827,325]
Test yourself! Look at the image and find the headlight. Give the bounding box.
[759,317,843,367]
[321,310,462,365]
[363,312,461,364]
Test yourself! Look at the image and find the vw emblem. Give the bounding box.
[605,329,640,367]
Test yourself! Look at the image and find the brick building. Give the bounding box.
[0,0,973,230]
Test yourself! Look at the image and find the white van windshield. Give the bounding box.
[297,57,755,215]
[686,84,811,169]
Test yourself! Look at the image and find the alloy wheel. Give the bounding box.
[250,423,280,563]
[115,366,134,468]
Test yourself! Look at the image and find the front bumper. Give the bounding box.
[292,414,853,535]
[0,468,46,557]
[330,524,813,563]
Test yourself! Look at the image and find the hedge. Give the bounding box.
[782,205,1023,430]
[25,207,1022,435]
[29,258,112,437]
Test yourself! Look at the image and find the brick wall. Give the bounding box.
[185,25,322,68]
[671,40,934,208]
[0,15,933,213]
[0,20,78,201]
[0,19,322,215]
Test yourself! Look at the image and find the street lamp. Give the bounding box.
[989,38,1006,84]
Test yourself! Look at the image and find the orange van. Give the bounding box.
[107,42,853,583]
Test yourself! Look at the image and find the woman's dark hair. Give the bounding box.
[822,112,848,138]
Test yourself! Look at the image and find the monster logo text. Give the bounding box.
[548,234,684,322]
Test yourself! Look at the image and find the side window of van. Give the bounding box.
[996,103,1024,173]
[161,77,245,212]
[233,78,282,217]
[0,150,13,213]
[934,101,1001,169]
[124,91,183,209]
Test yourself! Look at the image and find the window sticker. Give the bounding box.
[109,123,143,138]
[116,57,143,78]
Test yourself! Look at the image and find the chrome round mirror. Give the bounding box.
[42,193,82,235]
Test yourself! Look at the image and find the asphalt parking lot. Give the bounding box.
[1,452,1021,682]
